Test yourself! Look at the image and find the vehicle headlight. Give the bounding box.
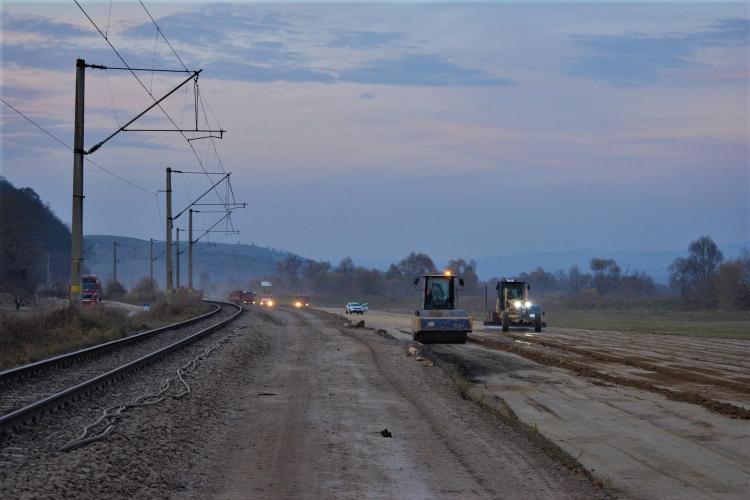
[268,300,274,307]
[524,301,532,308]
[294,301,302,308]
[514,300,522,309]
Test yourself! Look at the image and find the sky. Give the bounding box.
[1,1,748,269]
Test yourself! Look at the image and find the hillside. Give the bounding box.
[0,177,71,295]
[83,235,302,291]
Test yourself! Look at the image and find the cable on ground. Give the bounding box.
[59,329,243,452]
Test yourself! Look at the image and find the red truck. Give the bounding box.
[229,290,256,305]
[81,275,102,305]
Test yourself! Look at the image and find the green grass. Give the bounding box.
[524,308,750,339]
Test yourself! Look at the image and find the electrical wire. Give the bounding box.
[104,68,121,126]
[139,0,241,215]
[1,97,156,195]
[138,0,233,203]
[73,0,224,203]
[138,0,188,71]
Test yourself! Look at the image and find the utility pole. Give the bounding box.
[149,238,154,288]
[166,167,173,291]
[69,58,85,305]
[47,253,51,289]
[176,228,181,289]
[188,209,193,290]
[113,241,118,284]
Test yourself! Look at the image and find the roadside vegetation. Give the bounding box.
[0,293,211,370]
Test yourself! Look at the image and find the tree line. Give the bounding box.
[264,236,749,310]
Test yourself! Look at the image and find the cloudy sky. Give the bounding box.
[1,1,748,266]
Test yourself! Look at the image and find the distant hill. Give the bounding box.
[84,235,303,290]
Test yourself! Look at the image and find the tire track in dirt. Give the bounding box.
[469,336,750,420]
[506,333,750,394]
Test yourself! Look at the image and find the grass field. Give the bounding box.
[492,308,750,339]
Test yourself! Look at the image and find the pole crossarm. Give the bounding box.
[85,64,192,73]
[173,173,230,220]
[193,212,233,244]
[86,69,202,154]
[192,203,247,207]
[187,135,224,142]
[123,129,225,136]
[172,171,226,175]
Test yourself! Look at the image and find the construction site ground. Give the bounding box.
[320,307,750,499]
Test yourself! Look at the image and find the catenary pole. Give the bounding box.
[149,238,154,287]
[176,228,180,289]
[188,209,193,290]
[166,168,173,291]
[113,241,118,284]
[70,59,85,305]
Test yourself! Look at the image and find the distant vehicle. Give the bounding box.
[345,302,365,314]
[81,275,101,305]
[259,281,274,307]
[294,295,311,308]
[411,271,472,343]
[229,290,255,304]
[483,279,545,332]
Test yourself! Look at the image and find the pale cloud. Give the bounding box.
[566,17,749,86]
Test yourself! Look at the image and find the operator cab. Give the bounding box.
[498,280,529,311]
[415,273,464,310]
[411,271,471,343]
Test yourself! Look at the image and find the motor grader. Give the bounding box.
[484,279,545,332]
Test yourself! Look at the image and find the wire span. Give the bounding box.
[1,97,156,196]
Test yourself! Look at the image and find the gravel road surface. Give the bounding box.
[207,307,602,499]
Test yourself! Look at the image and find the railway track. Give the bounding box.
[0,300,242,434]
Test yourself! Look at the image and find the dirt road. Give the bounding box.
[208,307,601,498]
[325,308,750,499]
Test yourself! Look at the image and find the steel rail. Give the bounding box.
[0,301,242,434]
[0,303,220,385]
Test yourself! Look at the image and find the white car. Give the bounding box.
[345,302,365,315]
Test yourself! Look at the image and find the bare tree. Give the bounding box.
[565,265,590,292]
[669,235,724,306]
[397,252,437,277]
[590,258,620,294]
[715,251,750,309]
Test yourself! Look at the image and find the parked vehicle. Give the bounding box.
[81,275,101,305]
[229,290,255,304]
[345,302,365,314]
